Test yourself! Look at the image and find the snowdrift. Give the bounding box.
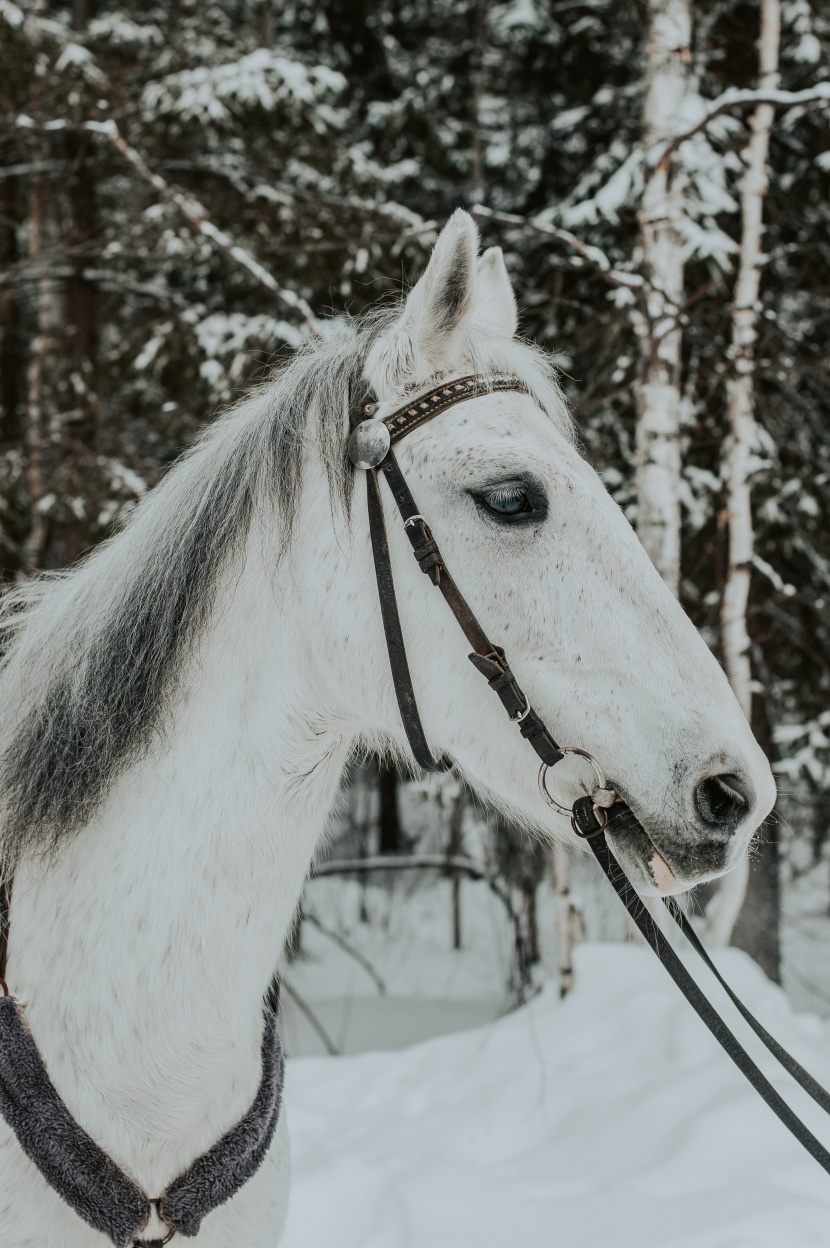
[282,944,830,1248]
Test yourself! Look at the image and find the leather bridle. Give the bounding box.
[349,372,617,839]
[349,369,830,1179]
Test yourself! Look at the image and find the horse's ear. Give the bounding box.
[367,209,478,386]
[470,247,518,340]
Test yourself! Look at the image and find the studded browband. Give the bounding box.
[382,374,530,443]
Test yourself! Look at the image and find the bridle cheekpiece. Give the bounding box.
[348,371,614,837]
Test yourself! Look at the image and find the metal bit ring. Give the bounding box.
[538,748,615,818]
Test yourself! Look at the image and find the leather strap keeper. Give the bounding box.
[411,538,442,580]
[571,794,606,838]
[518,712,564,766]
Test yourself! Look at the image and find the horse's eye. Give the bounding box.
[477,486,533,519]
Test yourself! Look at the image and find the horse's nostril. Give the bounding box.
[694,773,751,830]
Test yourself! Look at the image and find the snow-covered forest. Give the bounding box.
[3,0,829,978]
[3,6,830,1239]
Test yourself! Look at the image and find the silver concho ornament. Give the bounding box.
[348,418,391,469]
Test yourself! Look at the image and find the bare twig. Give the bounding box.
[313,853,532,999]
[472,203,644,290]
[0,261,191,310]
[0,160,71,180]
[279,979,339,1056]
[302,909,387,995]
[14,114,321,336]
[82,268,191,309]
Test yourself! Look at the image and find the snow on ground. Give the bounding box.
[279,875,514,1057]
[783,856,830,1016]
[281,942,830,1248]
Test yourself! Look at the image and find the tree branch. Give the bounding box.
[653,82,830,168]
[472,203,644,290]
[313,853,531,999]
[302,909,387,995]
[279,979,340,1055]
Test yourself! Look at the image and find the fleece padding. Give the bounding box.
[0,996,283,1245]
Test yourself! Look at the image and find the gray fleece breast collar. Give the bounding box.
[0,994,284,1246]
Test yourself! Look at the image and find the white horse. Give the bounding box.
[0,211,774,1246]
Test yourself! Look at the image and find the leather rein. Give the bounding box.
[349,371,830,1179]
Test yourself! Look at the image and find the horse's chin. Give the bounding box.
[604,805,735,898]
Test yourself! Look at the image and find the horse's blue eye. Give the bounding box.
[479,488,532,518]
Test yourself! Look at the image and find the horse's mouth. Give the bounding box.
[604,803,731,897]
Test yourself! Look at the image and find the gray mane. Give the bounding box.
[0,314,380,871]
[0,309,569,871]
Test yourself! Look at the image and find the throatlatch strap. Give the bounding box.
[365,466,449,773]
[587,834,830,1175]
[353,374,561,773]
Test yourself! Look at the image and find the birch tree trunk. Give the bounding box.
[551,843,583,997]
[634,0,691,596]
[704,0,781,950]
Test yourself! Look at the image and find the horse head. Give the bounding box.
[332,209,775,895]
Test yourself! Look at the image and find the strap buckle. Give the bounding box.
[133,1199,175,1246]
[511,694,532,723]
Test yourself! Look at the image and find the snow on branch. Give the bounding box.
[141,50,345,126]
[652,82,830,168]
[14,114,322,337]
[472,204,644,290]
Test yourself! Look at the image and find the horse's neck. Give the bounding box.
[7,533,352,1187]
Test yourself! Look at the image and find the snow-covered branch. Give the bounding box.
[652,81,830,168]
[14,114,322,337]
[472,204,644,290]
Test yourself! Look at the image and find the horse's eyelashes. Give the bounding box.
[471,481,548,524]
[483,488,531,516]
